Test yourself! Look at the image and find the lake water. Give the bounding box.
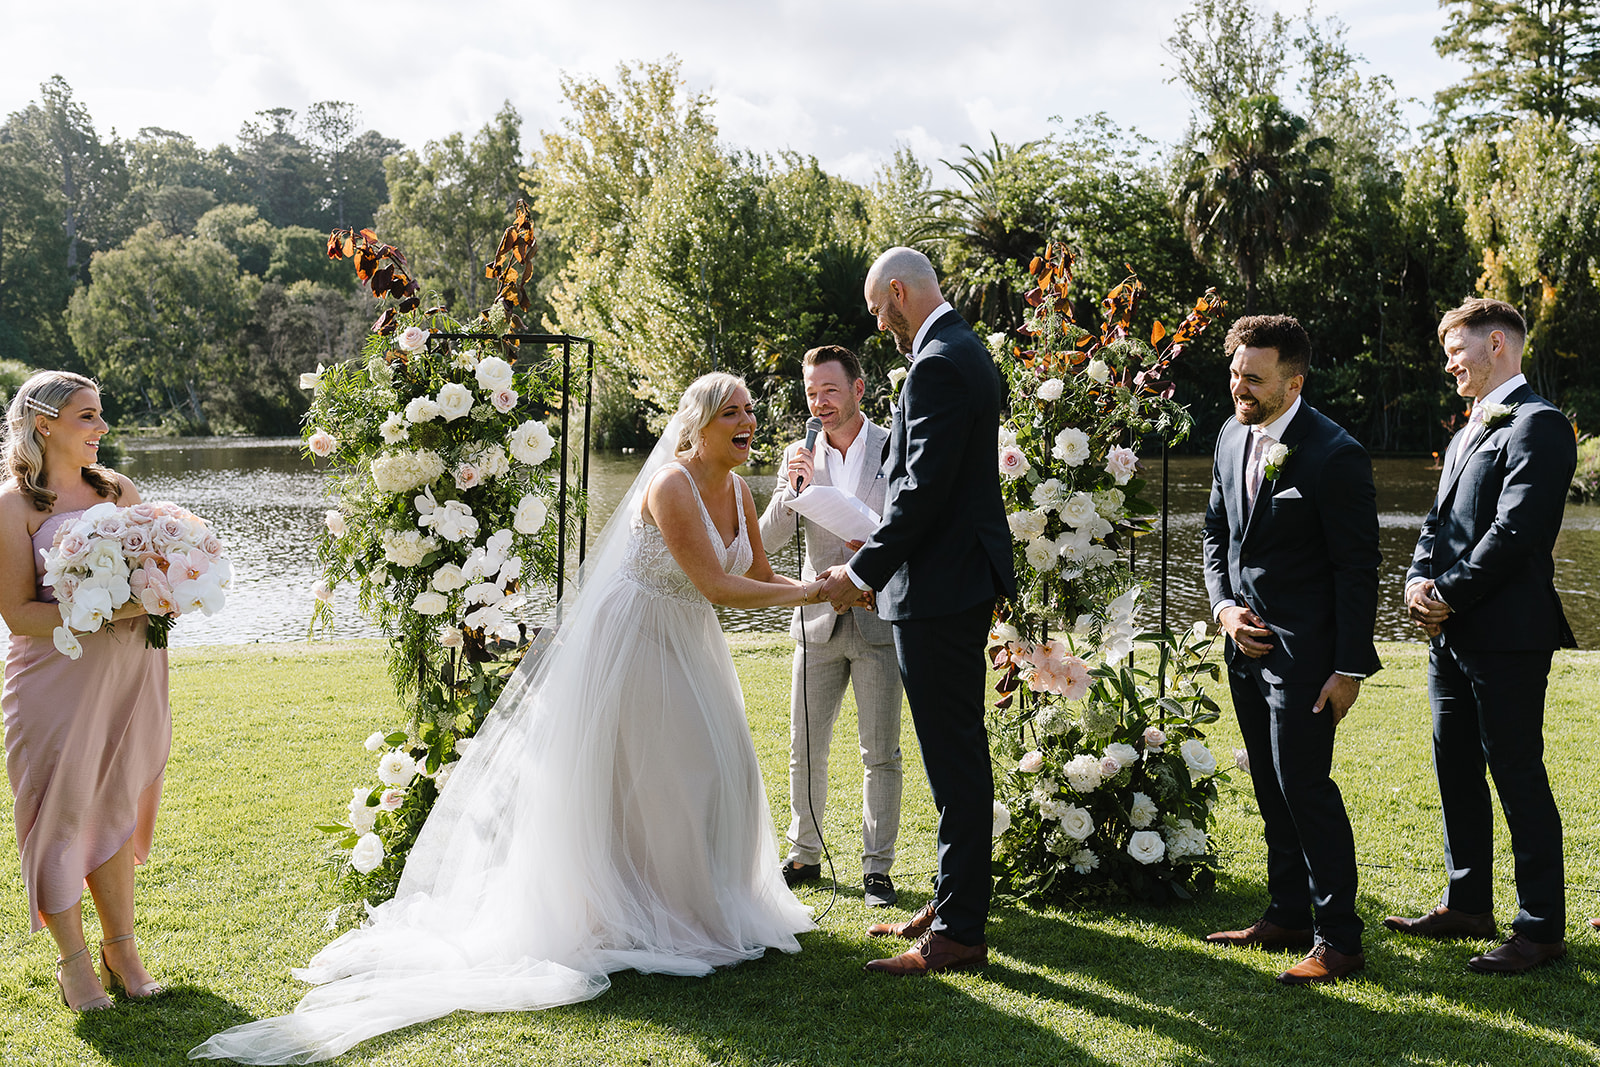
[17,440,1600,648]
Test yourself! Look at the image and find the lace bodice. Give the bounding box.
[620,463,753,602]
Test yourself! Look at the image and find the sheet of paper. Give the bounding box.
[788,485,881,543]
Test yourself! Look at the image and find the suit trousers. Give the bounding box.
[1429,643,1565,942]
[893,599,995,947]
[1230,664,1363,953]
[784,611,904,874]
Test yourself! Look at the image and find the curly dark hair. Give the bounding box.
[1223,315,1311,379]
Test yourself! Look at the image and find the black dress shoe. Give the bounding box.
[863,873,897,908]
[781,860,821,887]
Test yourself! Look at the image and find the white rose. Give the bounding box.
[348,789,378,834]
[1142,726,1166,752]
[1129,791,1158,829]
[405,397,442,424]
[437,624,464,649]
[1127,830,1166,865]
[1036,378,1064,401]
[436,382,473,422]
[376,750,416,786]
[1024,536,1056,573]
[1018,750,1045,774]
[998,446,1030,480]
[474,355,515,393]
[509,420,555,466]
[1093,488,1125,518]
[990,620,1021,646]
[997,426,1017,449]
[991,800,1012,838]
[325,510,347,537]
[397,325,429,353]
[1031,478,1064,512]
[1266,441,1291,469]
[1059,805,1095,842]
[431,563,467,592]
[1164,819,1209,858]
[1059,491,1097,529]
[412,590,449,615]
[308,430,337,457]
[363,732,387,752]
[1070,848,1099,874]
[380,413,409,444]
[1085,358,1111,384]
[1103,742,1138,769]
[988,331,1008,348]
[514,495,549,535]
[1180,738,1218,782]
[1052,427,1090,466]
[1007,509,1047,543]
[349,832,386,874]
[1106,445,1139,485]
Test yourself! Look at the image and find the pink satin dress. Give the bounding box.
[3,509,171,930]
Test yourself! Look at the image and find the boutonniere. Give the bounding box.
[1478,401,1516,428]
[1263,441,1294,481]
[888,366,908,396]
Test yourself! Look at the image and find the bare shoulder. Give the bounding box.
[111,470,142,504]
[642,463,693,526]
[0,485,32,525]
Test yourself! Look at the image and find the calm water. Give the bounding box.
[14,441,1600,648]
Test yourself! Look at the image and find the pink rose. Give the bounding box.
[998,446,1031,480]
[1100,755,1123,777]
[308,430,337,457]
[490,388,518,414]
[453,463,482,490]
[92,512,127,539]
[199,533,224,559]
[152,516,187,545]
[378,788,405,811]
[1018,750,1045,774]
[125,503,157,523]
[120,526,153,558]
[1143,725,1166,752]
[54,529,90,562]
[397,325,429,353]
[1105,445,1139,485]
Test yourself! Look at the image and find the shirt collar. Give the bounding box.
[1475,374,1526,411]
[821,415,874,456]
[910,301,954,360]
[1253,395,1303,443]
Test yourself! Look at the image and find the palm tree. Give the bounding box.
[911,134,1048,331]
[1174,94,1335,313]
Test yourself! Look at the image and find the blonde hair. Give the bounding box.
[672,372,747,458]
[4,371,121,512]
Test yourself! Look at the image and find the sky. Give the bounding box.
[3,0,1465,183]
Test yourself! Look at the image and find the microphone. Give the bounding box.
[795,416,824,492]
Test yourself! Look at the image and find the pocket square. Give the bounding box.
[1274,487,1303,500]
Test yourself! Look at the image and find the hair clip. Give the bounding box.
[24,396,59,419]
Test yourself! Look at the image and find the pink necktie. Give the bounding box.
[1245,430,1268,513]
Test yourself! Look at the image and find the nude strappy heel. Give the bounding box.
[56,947,113,1011]
[99,933,166,999]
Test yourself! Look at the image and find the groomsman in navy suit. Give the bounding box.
[1389,298,1576,974]
[1202,315,1382,985]
[817,247,1015,975]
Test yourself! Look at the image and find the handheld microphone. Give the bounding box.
[795,416,824,492]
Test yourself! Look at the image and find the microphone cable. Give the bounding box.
[788,461,838,924]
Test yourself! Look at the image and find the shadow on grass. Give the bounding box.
[74,986,255,1066]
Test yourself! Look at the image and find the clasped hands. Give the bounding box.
[816,563,875,614]
[1218,604,1361,723]
[1405,579,1450,638]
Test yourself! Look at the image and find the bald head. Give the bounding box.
[864,246,947,355]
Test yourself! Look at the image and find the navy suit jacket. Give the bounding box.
[850,309,1016,621]
[1202,403,1383,686]
[1407,383,1576,651]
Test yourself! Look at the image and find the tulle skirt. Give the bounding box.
[191,572,812,1064]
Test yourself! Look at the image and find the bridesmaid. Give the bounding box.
[0,371,171,1011]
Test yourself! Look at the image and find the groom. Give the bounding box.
[818,246,1015,975]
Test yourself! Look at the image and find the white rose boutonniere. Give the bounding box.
[1478,401,1516,428]
[1263,441,1294,481]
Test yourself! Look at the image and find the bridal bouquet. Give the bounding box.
[42,500,230,659]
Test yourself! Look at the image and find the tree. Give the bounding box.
[66,223,251,429]
[301,103,400,229]
[119,127,247,236]
[0,142,72,365]
[1164,0,1292,117]
[1173,94,1335,314]
[375,103,525,315]
[1,76,130,282]
[1434,0,1600,131]
[236,108,324,229]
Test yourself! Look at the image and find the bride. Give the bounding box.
[193,372,836,1063]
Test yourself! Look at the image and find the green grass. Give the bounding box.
[3,638,1599,1065]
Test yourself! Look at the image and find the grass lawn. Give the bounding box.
[2,637,1599,1065]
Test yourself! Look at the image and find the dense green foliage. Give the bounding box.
[8,2,1600,446]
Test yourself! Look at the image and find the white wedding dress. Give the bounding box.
[192,441,814,1064]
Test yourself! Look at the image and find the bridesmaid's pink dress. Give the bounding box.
[3,509,171,931]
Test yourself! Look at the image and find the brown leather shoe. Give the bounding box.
[1468,933,1567,974]
[1205,919,1314,950]
[1383,905,1496,940]
[1277,942,1366,985]
[864,931,987,976]
[867,900,936,940]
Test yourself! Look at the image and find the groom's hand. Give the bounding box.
[818,565,866,614]
[1312,672,1361,725]
[1218,605,1273,658]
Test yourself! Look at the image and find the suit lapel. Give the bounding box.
[1242,407,1309,542]
[853,422,885,502]
[1436,383,1533,502]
